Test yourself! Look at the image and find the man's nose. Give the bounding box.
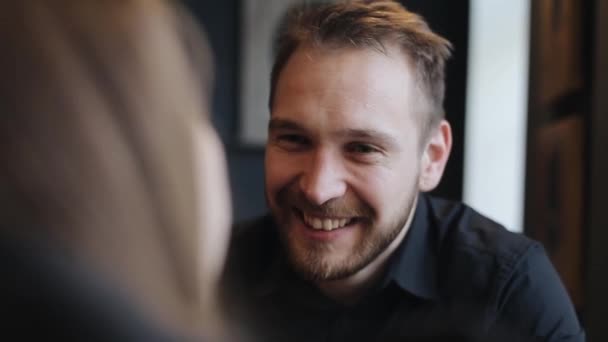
[298,149,347,206]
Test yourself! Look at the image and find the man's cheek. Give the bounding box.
[268,167,294,189]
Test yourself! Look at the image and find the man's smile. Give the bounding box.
[292,207,364,232]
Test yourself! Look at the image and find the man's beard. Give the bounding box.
[268,185,416,283]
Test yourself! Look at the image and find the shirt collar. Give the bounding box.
[384,193,439,300]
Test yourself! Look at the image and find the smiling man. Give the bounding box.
[266,43,436,298]
[222,1,584,342]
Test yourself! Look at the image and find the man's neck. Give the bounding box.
[315,195,419,305]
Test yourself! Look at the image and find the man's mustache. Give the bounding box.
[277,187,374,219]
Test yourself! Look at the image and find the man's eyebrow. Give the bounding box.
[339,128,399,147]
[268,119,399,148]
[268,118,305,132]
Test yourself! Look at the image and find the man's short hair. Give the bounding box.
[269,0,452,135]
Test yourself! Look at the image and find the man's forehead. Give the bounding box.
[277,46,420,105]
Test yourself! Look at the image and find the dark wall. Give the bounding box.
[402,0,470,202]
[186,0,469,221]
[585,0,608,339]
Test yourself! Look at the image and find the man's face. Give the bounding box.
[265,45,426,282]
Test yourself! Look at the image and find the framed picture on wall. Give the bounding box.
[239,0,301,146]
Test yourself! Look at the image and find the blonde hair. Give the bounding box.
[0,0,220,336]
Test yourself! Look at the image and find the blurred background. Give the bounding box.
[184,0,607,340]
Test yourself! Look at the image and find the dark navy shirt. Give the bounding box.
[223,194,585,342]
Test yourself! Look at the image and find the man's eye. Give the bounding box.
[273,134,310,150]
[278,134,307,144]
[346,143,379,154]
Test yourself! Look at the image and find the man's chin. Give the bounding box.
[282,237,359,281]
[289,256,353,282]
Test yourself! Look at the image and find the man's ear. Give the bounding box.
[419,120,452,192]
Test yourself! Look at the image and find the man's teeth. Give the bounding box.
[303,214,352,231]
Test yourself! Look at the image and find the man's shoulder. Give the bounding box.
[427,195,537,267]
[423,196,542,302]
[223,214,279,284]
[232,213,276,243]
[425,197,584,340]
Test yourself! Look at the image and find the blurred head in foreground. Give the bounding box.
[0,0,230,338]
